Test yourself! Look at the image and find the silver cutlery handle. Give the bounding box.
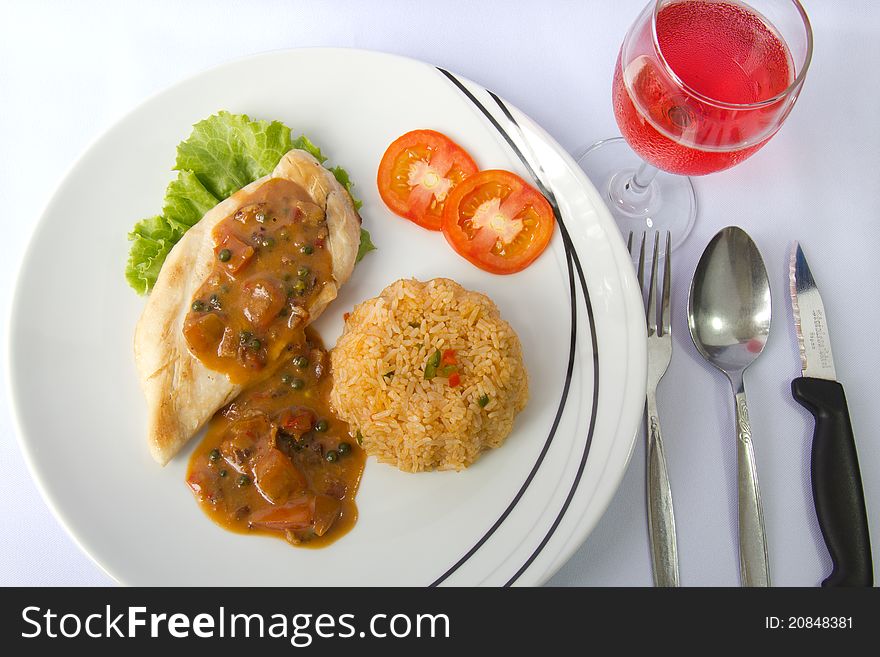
[646,393,680,587]
[734,387,771,587]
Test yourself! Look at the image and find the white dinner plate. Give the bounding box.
[7,48,645,586]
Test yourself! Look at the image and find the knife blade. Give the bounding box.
[789,242,873,586]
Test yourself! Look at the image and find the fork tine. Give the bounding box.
[637,231,646,294]
[627,231,633,254]
[646,232,660,337]
[661,231,671,336]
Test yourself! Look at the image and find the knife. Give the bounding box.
[789,243,873,587]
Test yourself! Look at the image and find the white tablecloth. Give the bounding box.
[1,0,877,586]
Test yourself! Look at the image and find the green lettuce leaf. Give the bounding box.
[291,134,327,163]
[175,111,292,199]
[125,216,184,295]
[163,171,220,233]
[126,111,374,295]
[330,166,363,211]
[356,227,376,263]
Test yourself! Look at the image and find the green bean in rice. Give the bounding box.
[329,278,528,472]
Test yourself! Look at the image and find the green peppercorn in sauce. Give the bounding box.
[183,178,364,548]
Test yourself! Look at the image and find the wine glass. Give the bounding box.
[579,0,813,250]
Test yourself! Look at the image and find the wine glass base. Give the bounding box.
[577,137,696,252]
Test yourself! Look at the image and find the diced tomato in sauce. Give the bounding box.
[277,408,314,436]
[253,448,308,504]
[242,278,286,328]
[182,313,225,354]
[249,498,315,530]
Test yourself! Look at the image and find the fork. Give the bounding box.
[631,231,680,587]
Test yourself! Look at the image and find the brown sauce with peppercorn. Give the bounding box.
[183,177,364,547]
[187,328,365,547]
[182,177,335,384]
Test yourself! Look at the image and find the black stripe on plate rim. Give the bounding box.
[428,68,577,587]
[486,92,601,586]
[432,68,600,587]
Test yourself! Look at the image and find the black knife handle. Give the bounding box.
[792,377,873,587]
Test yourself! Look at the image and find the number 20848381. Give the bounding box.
[765,617,853,630]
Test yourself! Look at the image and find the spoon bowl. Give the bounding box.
[687,226,772,587]
[688,227,772,376]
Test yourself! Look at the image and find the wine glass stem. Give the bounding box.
[626,162,659,199]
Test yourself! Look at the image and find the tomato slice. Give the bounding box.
[377,129,479,230]
[441,170,555,274]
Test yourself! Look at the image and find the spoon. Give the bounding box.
[688,226,772,587]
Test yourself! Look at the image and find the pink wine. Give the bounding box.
[613,0,794,175]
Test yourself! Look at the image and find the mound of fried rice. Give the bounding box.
[329,278,528,472]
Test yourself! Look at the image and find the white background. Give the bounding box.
[1,0,878,586]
